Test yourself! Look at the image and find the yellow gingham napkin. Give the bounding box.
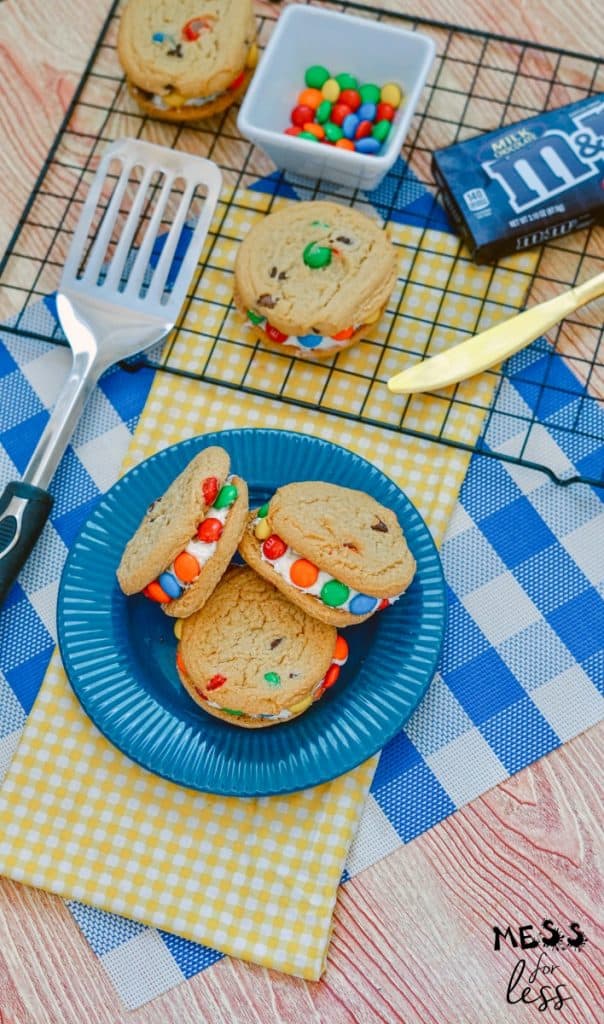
[0,192,536,979]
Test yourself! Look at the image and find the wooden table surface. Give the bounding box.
[0,2,602,1022]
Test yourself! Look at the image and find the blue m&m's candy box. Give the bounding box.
[432,94,604,263]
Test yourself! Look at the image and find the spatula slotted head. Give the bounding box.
[61,138,222,317]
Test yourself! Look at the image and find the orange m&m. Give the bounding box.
[290,558,319,588]
[334,635,349,661]
[297,87,322,110]
[174,551,200,583]
[335,138,355,151]
[323,664,340,689]
[143,580,171,603]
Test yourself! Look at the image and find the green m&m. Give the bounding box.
[303,242,332,269]
[335,72,358,91]
[257,502,269,518]
[213,484,238,508]
[324,122,343,143]
[320,579,350,607]
[305,64,330,89]
[359,82,381,104]
[264,672,281,686]
[316,99,332,124]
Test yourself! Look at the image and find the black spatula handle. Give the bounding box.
[0,481,53,606]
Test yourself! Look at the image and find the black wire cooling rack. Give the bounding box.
[1,0,602,487]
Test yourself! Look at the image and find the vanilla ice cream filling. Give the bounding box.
[254,517,402,616]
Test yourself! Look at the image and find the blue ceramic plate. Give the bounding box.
[58,429,446,797]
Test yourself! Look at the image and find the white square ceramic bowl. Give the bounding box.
[237,5,435,191]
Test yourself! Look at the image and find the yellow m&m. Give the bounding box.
[380,82,402,108]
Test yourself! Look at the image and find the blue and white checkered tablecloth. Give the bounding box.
[1,163,602,1008]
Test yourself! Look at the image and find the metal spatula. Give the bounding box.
[0,138,222,606]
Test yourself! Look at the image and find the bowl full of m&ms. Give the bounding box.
[237,5,435,190]
[287,67,404,157]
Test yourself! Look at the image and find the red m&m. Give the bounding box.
[197,517,223,543]
[263,534,287,560]
[202,476,219,505]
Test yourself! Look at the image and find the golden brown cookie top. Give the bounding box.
[267,481,415,596]
[234,201,398,337]
[117,0,256,99]
[177,566,336,717]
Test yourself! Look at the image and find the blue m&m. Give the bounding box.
[355,137,381,155]
[298,333,325,349]
[342,113,359,139]
[158,572,183,599]
[349,593,379,615]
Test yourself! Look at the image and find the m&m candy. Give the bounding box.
[265,323,288,343]
[197,517,223,542]
[263,534,287,560]
[284,66,404,159]
[290,558,319,588]
[320,579,350,607]
[174,551,201,582]
[380,82,402,107]
[305,64,330,89]
[291,104,315,126]
[202,476,219,504]
[158,572,182,599]
[321,77,340,102]
[303,242,332,269]
[214,483,238,508]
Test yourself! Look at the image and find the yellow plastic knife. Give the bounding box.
[387,270,604,395]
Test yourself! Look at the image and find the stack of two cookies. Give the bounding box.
[117,446,415,728]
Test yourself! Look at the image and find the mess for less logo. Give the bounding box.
[493,919,588,1012]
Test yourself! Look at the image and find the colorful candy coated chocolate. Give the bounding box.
[335,138,355,150]
[246,43,258,69]
[257,503,269,518]
[207,674,226,690]
[173,619,183,639]
[291,104,315,127]
[372,119,391,143]
[213,483,238,508]
[297,87,323,110]
[303,242,332,269]
[339,88,361,111]
[254,517,271,540]
[158,572,182,599]
[342,113,359,139]
[357,101,377,122]
[323,664,340,689]
[228,71,245,92]
[265,323,288,343]
[289,696,313,715]
[305,65,330,89]
[263,534,287,560]
[143,580,170,603]
[290,558,319,588]
[303,122,325,139]
[202,476,219,504]
[298,131,320,142]
[174,551,200,582]
[334,635,349,661]
[197,517,223,542]
[355,137,381,155]
[284,126,302,137]
[331,325,354,341]
[176,650,186,673]
[247,309,264,325]
[323,121,343,143]
[378,598,390,611]
[264,671,281,686]
[376,101,395,121]
[330,103,352,126]
[355,119,373,140]
[321,78,340,102]
[298,333,324,348]
[336,72,358,91]
[349,592,379,614]
[359,83,381,105]
[320,579,350,606]
[315,99,332,124]
[380,82,402,108]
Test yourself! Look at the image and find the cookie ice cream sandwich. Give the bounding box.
[117,445,248,617]
[117,0,257,122]
[239,481,416,626]
[176,566,349,727]
[234,201,398,359]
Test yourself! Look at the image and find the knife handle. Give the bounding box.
[0,481,53,606]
